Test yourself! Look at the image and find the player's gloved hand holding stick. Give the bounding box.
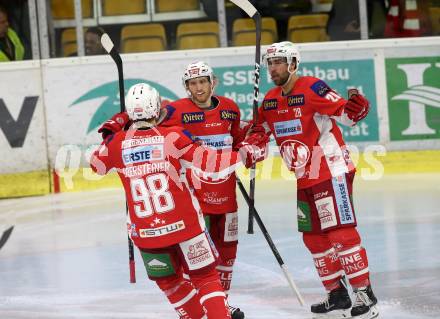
[344,89,370,123]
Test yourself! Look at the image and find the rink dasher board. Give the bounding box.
[0,37,439,197]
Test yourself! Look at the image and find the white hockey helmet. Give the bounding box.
[125,83,161,121]
[262,41,301,68]
[182,61,214,88]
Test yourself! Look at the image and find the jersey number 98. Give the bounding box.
[130,173,175,218]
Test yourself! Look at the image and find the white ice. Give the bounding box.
[1,174,439,318]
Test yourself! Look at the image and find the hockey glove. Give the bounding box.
[237,141,268,169]
[98,112,131,139]
[246,124,269,146]
[344,94,370,123]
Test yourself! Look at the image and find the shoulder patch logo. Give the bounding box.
[311,80,331,98]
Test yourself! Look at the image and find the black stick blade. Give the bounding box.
[0,226,14,251]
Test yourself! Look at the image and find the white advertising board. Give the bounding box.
[0,61,48,173]
[1,37,440,175]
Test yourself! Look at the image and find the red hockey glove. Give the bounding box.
[245,124,269,146]
[98,112,130,139]
[237,141,268,169]
[344,94,370,123]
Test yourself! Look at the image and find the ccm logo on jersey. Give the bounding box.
[182,112,205,124]
[139,220,186,238]
[122,145,164,164]
[205,122,222,128]
[220,110,238,121]
[263,99,278,110]
[274,119,303,137]
[287,94,305,107]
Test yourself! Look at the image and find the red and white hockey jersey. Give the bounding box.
[259,76,355,190]
[90,126,240,249]
[161,96,244,214]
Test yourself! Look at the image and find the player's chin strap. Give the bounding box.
[284,63,298,88]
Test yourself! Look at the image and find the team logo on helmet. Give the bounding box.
[263,41,301,67]
[189,68,201,76]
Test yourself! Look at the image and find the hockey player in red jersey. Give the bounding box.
[159,61,268,319]
[90,83,266,319]
[255,42,379,319]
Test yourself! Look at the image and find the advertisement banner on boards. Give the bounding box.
[215,59,379,142]
[43,58,186,165]
[385,56,440,141]
[0,66,47,173]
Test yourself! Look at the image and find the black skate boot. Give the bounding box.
[229,305,245,319]
[311,285,352,318]
[351,286,379,318]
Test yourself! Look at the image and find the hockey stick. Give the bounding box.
[236,178,305,306]
[0,226,14,251]
[229,0,261,234]
[101,33,136,284]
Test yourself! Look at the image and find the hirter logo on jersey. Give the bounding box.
[311,80,331,98]
[263,99,278,110]
[287,94,305,107]
[220,110,238,121]
[182,112,205,124]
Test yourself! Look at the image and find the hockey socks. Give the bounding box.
[157,279,205,319]
[312,247,344,291]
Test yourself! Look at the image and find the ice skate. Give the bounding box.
[311,284,352,318]
[351,286,378,319]
[229,305,245,319]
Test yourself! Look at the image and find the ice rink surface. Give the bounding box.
[1,174,439,319]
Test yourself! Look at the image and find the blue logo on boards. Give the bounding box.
[274,119,303,137]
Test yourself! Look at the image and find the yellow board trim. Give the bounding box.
[1,150,439,197]
[0,170,51,198]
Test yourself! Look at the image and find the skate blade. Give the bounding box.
[352,305,379,319]
[312,309,352,319]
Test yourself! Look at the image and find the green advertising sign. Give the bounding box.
[386,56,440,141]
[214,59,379,142]
[71,79,179,134]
